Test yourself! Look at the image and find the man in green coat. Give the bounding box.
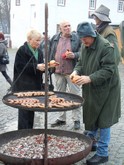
[70,22,121,165]
[91,4,121,66]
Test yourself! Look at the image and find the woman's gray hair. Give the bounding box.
[27,29,42,41]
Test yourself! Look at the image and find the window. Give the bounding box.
[30,4,36,27]
[118,0,124,12]
[57,0,66,7]
[88,11,94,19]
[15,0,20,6]
[89,0,96,10]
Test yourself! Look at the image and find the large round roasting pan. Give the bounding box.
[2,91,84,112]
[0,129,92,165]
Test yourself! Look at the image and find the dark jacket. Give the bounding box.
[74,34,121,130]
[12,42,44,92]
[0,40,8,71]
[49,32,81,68]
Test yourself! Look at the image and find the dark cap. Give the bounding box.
[77,22,96,38]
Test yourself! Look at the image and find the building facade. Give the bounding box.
[10,0,124,48]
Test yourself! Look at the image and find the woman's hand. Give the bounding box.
[37,63,45,71]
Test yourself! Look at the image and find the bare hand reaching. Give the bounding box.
[37,63,45,71]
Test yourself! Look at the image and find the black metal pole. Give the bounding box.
[44,3,48,165]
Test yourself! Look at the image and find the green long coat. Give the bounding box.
[74,34,121,130]
[100,25,121,65]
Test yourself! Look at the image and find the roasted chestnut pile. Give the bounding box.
[0,134,89,159]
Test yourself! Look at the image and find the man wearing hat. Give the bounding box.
[91,4,121,65]
[70,22,121,165]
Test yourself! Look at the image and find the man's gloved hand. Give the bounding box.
[37,63,45,71]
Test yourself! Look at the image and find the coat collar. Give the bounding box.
[87,33,99,50]
[53,32,75,41]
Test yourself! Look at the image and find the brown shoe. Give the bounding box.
[51,119,66,127]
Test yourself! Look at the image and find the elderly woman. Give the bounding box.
[12,29,45,129]
[0,32,12,86]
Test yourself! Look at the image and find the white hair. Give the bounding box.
[27,29,42,41]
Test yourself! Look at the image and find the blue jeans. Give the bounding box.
[86,128,110,157]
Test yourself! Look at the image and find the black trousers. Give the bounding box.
[18,109,34,129]
[1,70,12,85]
[1,70,10,80]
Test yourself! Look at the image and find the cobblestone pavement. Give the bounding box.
[0,49,124,165]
